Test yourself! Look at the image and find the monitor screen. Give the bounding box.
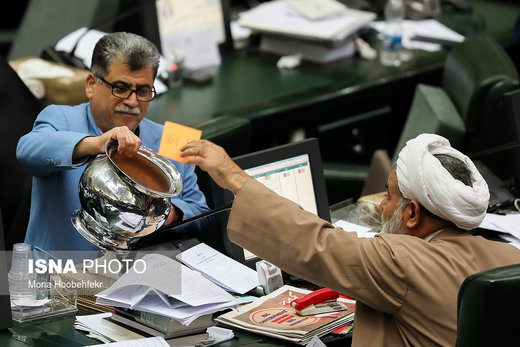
[244,154,318,215]
[217,138,330,267]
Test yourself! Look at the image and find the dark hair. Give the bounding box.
[433,154,474,187]
[395,154,474,221]
[90,32,160,80]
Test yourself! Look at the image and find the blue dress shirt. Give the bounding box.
[17,103,210,251]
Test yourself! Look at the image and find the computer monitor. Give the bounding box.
[217,138,330,268]
[502,88,520,190]
[470,89,520,199]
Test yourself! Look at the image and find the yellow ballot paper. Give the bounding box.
[159,121,202,163]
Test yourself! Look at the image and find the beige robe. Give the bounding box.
[227,180,520,346]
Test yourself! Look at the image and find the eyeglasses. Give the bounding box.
[95,75,156,102]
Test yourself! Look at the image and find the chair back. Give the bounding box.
[392,83,466,161]
[456,263,520,347]
[0,56,42,250]
[442,36,519,154]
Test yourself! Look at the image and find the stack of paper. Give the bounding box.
[75,313,234,346]
[237,0,375,63]
[95,254,237,326]
[75,312,145,343]
[216,285,355,345]
[239,0,376,42]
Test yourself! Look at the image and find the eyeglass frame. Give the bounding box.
[94,75,156,102]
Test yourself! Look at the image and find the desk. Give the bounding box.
[1,308,351,346]
[146,0,520,153]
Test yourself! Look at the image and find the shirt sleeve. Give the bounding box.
[227,179,408,314]
[170,162,210,219]
[16,105,92,177]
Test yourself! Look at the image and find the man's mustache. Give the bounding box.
[115,105,141,115]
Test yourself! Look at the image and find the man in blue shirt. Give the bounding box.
[17,32,210,251]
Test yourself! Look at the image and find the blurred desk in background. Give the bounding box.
[146,0,520,157]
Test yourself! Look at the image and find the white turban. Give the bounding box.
[396,134,489,230]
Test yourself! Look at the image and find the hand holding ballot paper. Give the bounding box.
[159,121,202,163]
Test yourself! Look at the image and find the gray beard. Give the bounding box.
[381,203,407,235]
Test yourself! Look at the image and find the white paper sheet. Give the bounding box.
[89,336,170,347]
[371,19,464,52]
[333,220,376,238]
[160,28,221,70]
[96,254,236,307]
[207,326,234,345]
[95,254,237,325]
[238,0,376,41]
[479,213,520,240]
[176,243,259,294]
[75,313,144,342]
[306,334,327,347]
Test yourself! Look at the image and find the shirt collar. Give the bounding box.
[423,229,445,242]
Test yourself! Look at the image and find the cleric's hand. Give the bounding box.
[180,139,250,194]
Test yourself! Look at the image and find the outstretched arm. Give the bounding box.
[180,139,251,194]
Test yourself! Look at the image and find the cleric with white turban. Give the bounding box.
[396,134,489,230]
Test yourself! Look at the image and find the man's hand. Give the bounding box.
[180,140,250,194]
[73,126,142,160]
[163,204,180,226]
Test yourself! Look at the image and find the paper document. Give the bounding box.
[75,313,144,342]
[479,213,520,240]
[176,242,259,294]
[90,336,170,347]
[96,253,236,307]
[159,121,202,163]
[238,0,376,42]
[285,0,347,20]
[371,19,464,52]
[95,254,237,325]
[207,327,235,345]
[334,220,376,238]
[306,335,327,347]
[161,28,221,70]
